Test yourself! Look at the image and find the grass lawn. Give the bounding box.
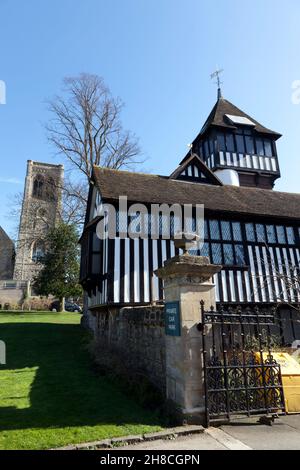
[0,312,162,450]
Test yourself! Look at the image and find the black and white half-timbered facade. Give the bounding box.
[80,94,300,344]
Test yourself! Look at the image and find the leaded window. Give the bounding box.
[232,222,242,241]
[209,220,221,240]
[221,221,231,241]
[200,242,210,258]
[206,220,246,266]
[212,243,222,264]
[246,223,255,242]
[256,224,266,242]
[276,226,286,244]
[286,227,296,245]
[204,220,209,239]
[223,244,234,265]
[266,225,276,244]
[235,245,245,265]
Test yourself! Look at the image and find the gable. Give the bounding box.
[169,153,222,186]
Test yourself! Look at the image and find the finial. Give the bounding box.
[187,143,193,156]
[210,67,224,99]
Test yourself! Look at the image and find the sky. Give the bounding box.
[0,0,300,237]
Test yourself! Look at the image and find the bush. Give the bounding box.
[0,302,20,311]
[22,298,52,311]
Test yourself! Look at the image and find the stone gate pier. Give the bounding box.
[156,254,222,424]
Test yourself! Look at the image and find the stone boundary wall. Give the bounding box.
[92,306,166,392]
[0,287,26,308]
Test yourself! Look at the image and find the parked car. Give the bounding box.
[50,300,82,313]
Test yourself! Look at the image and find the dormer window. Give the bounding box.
[225,114,255,127]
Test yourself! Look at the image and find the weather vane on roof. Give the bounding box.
[210,67,224,99]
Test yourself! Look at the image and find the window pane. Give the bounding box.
[117,211,129,233]
[236,134,245,153]
[209,220,221,240]
[204,219,209,239]
[256,138,265,156]
[226,133,235,152]
[276,226,286,244]
[223,244,234,265]
[217,133,226,151]
[264,139,273,157]
[245,135,255,154]
[232,222,243,241]
[200,242,210,258]
[235,245,245,265]
[256,224,266,242]
[212,243,222,264]
[286,227,296,245]
[266,225,276,244]
[245,223,255,242]
[221,221,231,240]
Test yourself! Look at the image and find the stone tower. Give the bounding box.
[14,161,64,283]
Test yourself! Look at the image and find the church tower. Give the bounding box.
[14,161,64,283]
[181,90,281,189]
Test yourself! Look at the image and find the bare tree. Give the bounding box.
[46,73,142,183]
[58,178,88,226]
[7,192,24,243]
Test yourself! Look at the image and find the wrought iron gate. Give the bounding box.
[200,302,286,426]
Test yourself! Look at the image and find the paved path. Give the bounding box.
[220,415,300,450]
[126,415,300,450]
[125,427,251,451]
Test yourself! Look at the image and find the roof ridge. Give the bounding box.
[93,166,299,197]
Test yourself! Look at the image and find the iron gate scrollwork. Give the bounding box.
[200,302,285,426]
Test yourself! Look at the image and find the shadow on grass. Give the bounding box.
[0,321,162,432]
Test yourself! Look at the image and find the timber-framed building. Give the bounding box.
[80,93,300,345]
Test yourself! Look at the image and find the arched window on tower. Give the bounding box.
[32,240,46,263]
[33,175,45,199]
[45,177,57,201]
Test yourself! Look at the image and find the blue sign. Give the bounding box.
[165,301,181,337]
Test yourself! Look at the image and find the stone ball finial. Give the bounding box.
[172,232,201,255]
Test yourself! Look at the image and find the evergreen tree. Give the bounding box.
[33,223,82,311]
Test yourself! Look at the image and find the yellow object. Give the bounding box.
[258,352,300,414]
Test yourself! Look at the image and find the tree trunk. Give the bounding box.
[60,297,65,312]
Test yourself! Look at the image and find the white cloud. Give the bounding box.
[0,177,22,184]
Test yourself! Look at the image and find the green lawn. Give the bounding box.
[0,312,162,450]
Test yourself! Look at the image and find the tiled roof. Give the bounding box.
[92,166,300,222]
[199,97,281,138]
